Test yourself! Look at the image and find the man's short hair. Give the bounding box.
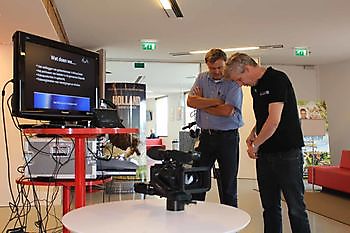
[225,53,258,76]
[205,48,227,63]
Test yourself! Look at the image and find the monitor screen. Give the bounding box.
[12,31,99,122]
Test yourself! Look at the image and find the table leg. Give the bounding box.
[63,186,70,233]
[75,137,86,208]
[63,186,70,215]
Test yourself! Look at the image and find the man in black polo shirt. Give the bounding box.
[224,53,310,233]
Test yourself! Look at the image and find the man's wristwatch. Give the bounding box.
[252,143,258,151]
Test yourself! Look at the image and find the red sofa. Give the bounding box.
[146,138,166,151]
[308,150,350,194]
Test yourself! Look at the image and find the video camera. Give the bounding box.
[134,147,211,211]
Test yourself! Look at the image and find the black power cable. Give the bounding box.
[1,79,26,231]
[2,79,63,232]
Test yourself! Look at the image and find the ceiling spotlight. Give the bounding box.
[159,0,183,18]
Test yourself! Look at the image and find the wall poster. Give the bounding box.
[297,100,331,176]
[105,82,147,180]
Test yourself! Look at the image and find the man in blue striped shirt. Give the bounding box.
[187,48,243,207]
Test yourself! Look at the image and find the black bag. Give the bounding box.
[91,99,124,128]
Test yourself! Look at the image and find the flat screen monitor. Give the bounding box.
[12,31,99,123]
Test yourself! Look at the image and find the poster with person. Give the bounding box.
[298,100,331,176]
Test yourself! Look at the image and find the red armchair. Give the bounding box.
[308,150,350,194]
[146,138,166,152]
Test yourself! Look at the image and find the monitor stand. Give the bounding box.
[19,121,88,129]
[27,121,85,129]
[48,121,85,128]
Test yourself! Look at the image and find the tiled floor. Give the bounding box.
[1,178,350,232]
[207,178,350,233]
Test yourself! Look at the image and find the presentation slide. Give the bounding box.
[24,41,97,111]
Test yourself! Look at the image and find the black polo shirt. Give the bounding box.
[251,67,304,153]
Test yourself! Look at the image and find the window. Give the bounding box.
[155,96,168,136]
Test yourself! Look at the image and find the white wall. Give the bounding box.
[0,45,24,205]
[238,86,256,178]
[319,59,350,164]
[270,65,320,100]
[146,98,156,137]
[165,93,186,147]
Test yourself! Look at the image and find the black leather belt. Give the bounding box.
[201,128,237,135]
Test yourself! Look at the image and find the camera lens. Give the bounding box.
[184,174,195,185]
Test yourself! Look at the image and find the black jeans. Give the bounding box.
[192,129,239,207]
[257,148,311,233]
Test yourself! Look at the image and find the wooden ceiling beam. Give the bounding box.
[41,0,69,44]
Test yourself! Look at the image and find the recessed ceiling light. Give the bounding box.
[159,0,183,17]
[170,44,283,56]
[159,0,171,9]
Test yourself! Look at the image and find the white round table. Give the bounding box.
[62,198,250,233]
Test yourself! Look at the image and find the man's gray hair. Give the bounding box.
[225,53,258,76]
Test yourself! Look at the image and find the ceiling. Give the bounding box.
[2,0,350,97]
[53,0,350,65]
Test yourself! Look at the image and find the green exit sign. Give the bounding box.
[134,62,145,68]
[141,41,156,51]
[294,48,310,57]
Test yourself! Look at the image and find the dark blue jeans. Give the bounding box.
[257,148,311,233]
[192,129,239,207]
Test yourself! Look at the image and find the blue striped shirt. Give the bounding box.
[190,72,244,130]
